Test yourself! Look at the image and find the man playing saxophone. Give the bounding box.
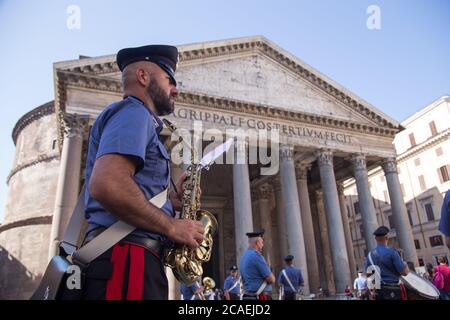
[64,45,205,300]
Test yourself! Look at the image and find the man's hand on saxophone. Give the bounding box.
[169,171,202,211]
[167,218,204,249]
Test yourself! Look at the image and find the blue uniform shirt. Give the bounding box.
[224,275,241,295]
[278,266,304,292]
[364,244,405,283]
[439,189,450,236]
[84,96,174,241]
[181,282,200,300]
[239,248,272,293]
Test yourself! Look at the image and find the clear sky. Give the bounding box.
[0,0,449,223]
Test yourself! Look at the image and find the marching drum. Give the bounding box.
[401,273,440,300]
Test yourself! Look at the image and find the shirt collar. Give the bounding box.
[126,95,163,134]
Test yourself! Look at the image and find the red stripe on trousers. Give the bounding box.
[106,244,130,300]
[126,245,145,300]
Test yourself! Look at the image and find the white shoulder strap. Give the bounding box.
[368,251,382,285]
[282,269,297,292]
[256,280,268,295]
[70,188,168,266]
[228,276,241,291]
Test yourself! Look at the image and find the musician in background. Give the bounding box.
[364,226,409,300]
[240,230,275,300]
[223,265,241,300]
[73,45,204,300]
[278,255,304,300]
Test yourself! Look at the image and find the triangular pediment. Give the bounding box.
[54,36,399,129]
[176,54,374,124]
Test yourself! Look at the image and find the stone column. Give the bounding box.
[315,190,335,294]
[256,183,275,268]
[351,154,378,251]
[271,176,288,270]
[382,158,418,265]
[48,114,89,260]
[337,183,357,280]
[316,150,351,294]
[295,162,320,294]
[233,141,253,263]
[279,145,309,294]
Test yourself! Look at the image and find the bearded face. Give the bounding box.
[146,76,175,116]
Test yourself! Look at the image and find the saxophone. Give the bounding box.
[163,119,218,286]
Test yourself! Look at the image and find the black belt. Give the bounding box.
[84,227,164,258]
[381,281,400,287]
[243,292,258,297]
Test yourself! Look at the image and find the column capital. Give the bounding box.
[351,153,367,172]
[382,157,398,174]
[61,113,90,138]
[280,144,294,161]
[316,149,333,167]
[295,161,311,180]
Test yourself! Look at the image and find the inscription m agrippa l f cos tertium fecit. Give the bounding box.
[172,107,353,145]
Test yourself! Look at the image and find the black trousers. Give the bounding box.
[283,292,296,300]
[61,243,168,300]
[229,293,240,300]
[375,285,402,301]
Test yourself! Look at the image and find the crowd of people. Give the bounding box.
[181,223,450,301]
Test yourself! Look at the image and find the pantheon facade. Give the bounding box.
[0,37,417,299]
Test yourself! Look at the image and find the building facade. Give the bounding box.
[345,96,450,271]
[1,37,417,299]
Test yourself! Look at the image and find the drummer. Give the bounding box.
[364,226,409,300]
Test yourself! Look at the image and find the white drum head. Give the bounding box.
[401,273,440,299]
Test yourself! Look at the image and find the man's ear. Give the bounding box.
[136,68,149,87]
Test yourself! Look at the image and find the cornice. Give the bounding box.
[344,129,450,189]
[55,70,398,138]
[64,60,117,76]
[12,102,55,145]
[56,38,399,129]
[397,128,450,162]
[177,92,398,137]
[0,215,52,233]
[57,70,121,93]
[7,153,59,184]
